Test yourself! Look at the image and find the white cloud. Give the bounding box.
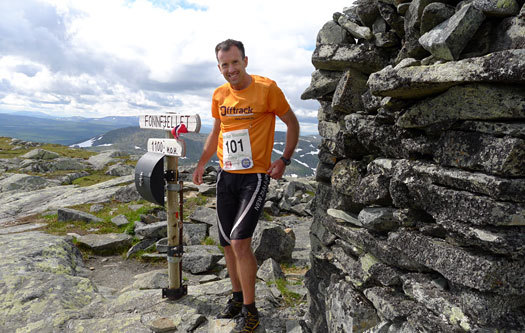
[0,0,351,134]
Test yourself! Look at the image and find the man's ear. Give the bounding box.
[244,56,248,67]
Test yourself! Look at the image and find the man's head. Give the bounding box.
[215,39,251,90]
[215,39,245,60]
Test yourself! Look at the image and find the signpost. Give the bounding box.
[147,138,186,157]
[139,113,201,132]
[135,113,201,301]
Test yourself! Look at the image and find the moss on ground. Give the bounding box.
[183,194,208,220]
[41,200,157,236]
[0,138,96,159]
[202,236,217,246]
[261,211,273,221]
[266,278,304,307]
[72,173,117,187]
[39,144,96,159]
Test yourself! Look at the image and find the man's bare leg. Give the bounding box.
[230,238,257,305]
[223,245,242,292]
[216,245,244,319]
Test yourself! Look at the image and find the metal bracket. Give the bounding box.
[162,285,187,300]
[164,170,177,182]
[138,171,144,187]
[166,183,182,192]
[167,256,181,264]
[167,245,184,257]
[166,245,183,263]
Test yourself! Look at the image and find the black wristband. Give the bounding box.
[280,156,291,166]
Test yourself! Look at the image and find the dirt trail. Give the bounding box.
[84,255,165,291]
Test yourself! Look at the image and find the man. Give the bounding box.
[192,39,299,333]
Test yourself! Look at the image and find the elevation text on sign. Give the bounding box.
[147,138,186,157]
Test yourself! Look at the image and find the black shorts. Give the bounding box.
[216,169,270,246]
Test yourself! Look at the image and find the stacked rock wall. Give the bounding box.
[303,0,524,332]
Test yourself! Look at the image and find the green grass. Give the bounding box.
[71,201,157,222]
[0,146,31,159]
[125,223,136,235]
[25,170,76,179]
[183,194,208,220]
[0,136,120,187]
[127,246,157,260]
[123,159,137,167]
[38,195,219,260]
[137,253,165,262]
[281,262,298,270]
[72,173,116,187]
[261,211,273,221]
[202,236,217,246]
[39,143,96,159]
[0,137,12,148]
[122,204,159,223]
[0,137,97,159]
[41,196,206,237]
[266,278,304,307]
[41,200,157,236]
[73,241,97,261]
[44,216,121,236]
[203,238,225,257]
[0,137,99,177]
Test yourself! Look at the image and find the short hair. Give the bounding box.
[215,39,245,60]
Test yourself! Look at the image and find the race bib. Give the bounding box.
[222,129,253,170]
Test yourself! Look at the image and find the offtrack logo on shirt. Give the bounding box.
[220,106,254,117]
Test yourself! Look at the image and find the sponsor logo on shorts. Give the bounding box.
[241,158,251,168]
[254,175,269,211]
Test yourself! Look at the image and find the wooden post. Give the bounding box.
[162,130,186,299]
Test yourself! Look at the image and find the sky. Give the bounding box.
[0,0,351,134]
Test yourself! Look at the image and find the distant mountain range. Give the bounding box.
[0,112,139,145]
[0,112,321,177]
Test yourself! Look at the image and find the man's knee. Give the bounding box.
[223,244,234,257]
[230,238,253,257]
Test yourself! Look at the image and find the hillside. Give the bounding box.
[0,113,138,145]
[76,126,321,177]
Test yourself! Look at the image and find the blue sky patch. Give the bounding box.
[125,0,208,12]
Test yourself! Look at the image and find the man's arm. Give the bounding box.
[192,118,221,185]
[267,109,300,180]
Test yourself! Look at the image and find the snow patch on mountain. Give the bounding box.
[72,136,102,148]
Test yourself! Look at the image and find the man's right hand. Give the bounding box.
[192,165,205,185]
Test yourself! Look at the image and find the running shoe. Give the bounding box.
[216,298,243,319]
[231,307,260,333]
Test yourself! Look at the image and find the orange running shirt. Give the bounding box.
[212,75,290,174]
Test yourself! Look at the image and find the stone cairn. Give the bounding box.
[301,0,524,332]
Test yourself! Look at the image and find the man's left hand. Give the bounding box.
[267,159,286,179]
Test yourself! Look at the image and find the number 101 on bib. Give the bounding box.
[222,129,253,170]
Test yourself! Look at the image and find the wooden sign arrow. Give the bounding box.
[147,138,186,157]
[139,113,201,133]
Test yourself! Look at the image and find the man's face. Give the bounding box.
[217,46,249,90]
